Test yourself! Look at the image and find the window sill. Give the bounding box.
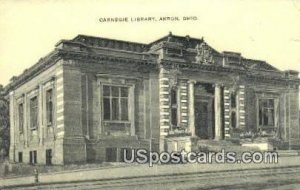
[259,126,275,130]
[98,134,138,140]
[103,120,131,124]
[167,132,192,138]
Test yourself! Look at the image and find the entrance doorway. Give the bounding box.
[194,83,214,139]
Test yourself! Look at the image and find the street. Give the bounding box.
[1,156,300,190]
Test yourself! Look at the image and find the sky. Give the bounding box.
[0,0,300,86]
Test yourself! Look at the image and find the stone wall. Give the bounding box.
[10,60,64,165]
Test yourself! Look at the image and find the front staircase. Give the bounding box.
[196,139,300,157]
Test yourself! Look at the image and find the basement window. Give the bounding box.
[29,150,37,164]
[18,152,23,163]
[106,147,117,162]
[46,149,52,165]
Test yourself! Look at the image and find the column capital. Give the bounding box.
[213,83,224,88]
[178,78,189,82]
[187,80,197,84]
[38,83,44,89]
[9,91,14,96]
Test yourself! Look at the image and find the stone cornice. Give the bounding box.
[4,48,158,93]
[160,59,300,85]
[66,34,148,53]
[4,50,61,94]
[4,33,300,94]
[57,40,150,56]
[59,49,157,66]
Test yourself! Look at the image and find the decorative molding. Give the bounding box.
[27,88,39,98]
[96,73,142,81]
[195,42,215,64]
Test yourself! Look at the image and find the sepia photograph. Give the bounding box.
[0,0,300,189]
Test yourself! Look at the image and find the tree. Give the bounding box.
[0,85,9,160]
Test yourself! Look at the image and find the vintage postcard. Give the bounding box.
[0,0,300,189]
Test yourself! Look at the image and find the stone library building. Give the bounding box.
[4,32,300,165]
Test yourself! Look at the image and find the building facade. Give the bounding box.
[5,33,300,165]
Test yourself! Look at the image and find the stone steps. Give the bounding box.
[196,140,259,153]
[276,150,300,157]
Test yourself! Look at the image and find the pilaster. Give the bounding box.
[223,86,231,139]
[9,91,15,162]
[179,79,188,129]
[38,85,44,145]
[159,67,170,151]
[237,85,246,129]
[23,93,28,147]
[287,85,300,149]
[56,67,65,139]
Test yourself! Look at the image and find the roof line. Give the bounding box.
[74,34,148,46]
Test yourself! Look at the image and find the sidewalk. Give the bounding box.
[1,156,300,188]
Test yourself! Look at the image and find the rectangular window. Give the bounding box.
[30,97,38,130]
[103,85,129,121]
[34,151,37,164]
[231,93,236,108]
[259,99,275,127]
[46,149,52,165]
[29,151,32,164]
[18,152,23,163]
[231,111,236,128]
[106,147,117,162]
[46,89,53,126]
[18,103,24,134]
[29,150,37,164]
[170,89,178,126]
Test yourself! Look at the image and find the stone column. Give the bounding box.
[9,91,16,162]
[188,81,196,137]
[214,84,222,140]
[288,85,300,149]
